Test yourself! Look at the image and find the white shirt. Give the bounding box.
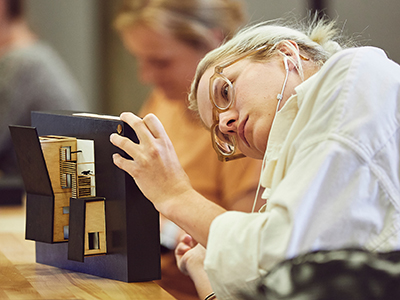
[204,47,400,299]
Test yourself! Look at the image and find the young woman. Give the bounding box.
[110,17,400,300]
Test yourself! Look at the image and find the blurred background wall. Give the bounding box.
[25,0,102,112]
[25,0,400,115]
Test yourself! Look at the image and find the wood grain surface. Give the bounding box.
[0,205,175,300]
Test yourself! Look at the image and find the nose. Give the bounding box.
[218,110,238,135]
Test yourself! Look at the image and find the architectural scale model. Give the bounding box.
[9,111,160,282]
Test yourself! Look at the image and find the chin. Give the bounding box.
[239,147,264,160]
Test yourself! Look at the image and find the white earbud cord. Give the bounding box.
[276,56,289,112]
[251,55,290,213]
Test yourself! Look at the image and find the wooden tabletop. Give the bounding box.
[0,204,176,300]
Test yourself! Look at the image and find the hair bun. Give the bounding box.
[322,40,342,55]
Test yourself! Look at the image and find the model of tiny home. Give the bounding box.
[9,111,160,282]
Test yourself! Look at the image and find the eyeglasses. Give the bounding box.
[209,45,268,162]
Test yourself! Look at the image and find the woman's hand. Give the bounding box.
[110,112,192,210]
[110,112,226,248]
[176,235,215,299]
[176,234,204,275]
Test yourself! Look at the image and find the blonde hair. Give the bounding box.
[188,16,351,111]
[114,0,246,51]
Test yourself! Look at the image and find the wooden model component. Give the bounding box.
[84,200,107,256]
[40,136,76,242]
[37,136,97,243]
[68,197,107,262]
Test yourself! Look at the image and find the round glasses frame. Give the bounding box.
[208,45,268,162]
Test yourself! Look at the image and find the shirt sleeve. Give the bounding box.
[204,139,389,299]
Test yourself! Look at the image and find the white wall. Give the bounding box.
[330,0,400,63]
[246,0,306,22]
[25,0,101,111]
[247,0,400,64]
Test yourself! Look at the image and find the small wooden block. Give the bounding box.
[68,197,106,262]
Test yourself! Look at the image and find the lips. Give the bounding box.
[238,116,250,147]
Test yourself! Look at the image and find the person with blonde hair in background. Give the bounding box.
[114,1,262,299]
[111,15,400,300]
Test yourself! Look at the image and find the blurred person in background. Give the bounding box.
[0,0,88,202]
[114,0,262,299]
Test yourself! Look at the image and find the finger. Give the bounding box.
[110,132,138,158]
[179,234,198,249]
[142,113,168,139]
[119,112,155,144]
[112,153,137,177]
[175,235,193,254]
[179,234,193,244]
[175,241,192,256]
[189,237,198,248]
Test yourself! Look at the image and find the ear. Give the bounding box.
[275,40,300,71]
[275,40,300,56]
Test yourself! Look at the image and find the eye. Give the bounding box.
[220,82,232,103]
[212,76,234,109]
